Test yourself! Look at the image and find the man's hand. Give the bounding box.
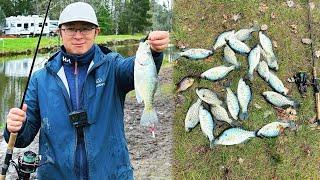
[148,31,170,53]
[6,104,27,133]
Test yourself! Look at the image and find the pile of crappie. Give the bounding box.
[176,26,300,147]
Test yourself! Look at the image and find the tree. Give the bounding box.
[0,0,14,17]
[97,4,113,35]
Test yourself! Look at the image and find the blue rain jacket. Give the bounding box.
[4,44,163,179]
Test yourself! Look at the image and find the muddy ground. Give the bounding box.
[0,66,174,180]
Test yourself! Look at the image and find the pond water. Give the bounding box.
[0,44,176,127]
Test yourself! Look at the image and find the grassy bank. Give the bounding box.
[0,34,144,54]
[173,0,320,179]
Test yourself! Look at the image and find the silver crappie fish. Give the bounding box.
[268,71,289,95]
[223,45,241,68]
[200,65,235,82]
[248,45,261,81]
[171,48,213,62]
[235,25,260,41]
[226,36,251,54]
[210,105,240,127]
[256,121,296,138]
[213,30,235,50]
[199,104,216,148]
[214,127,256,146]
[237,78,252,120]
[262,91,300,108]
[259,31,279,71]
[185,98,202,132]
[226,87,240,120]
[257,61,270,81]
[196,88,223,106]
[134,41,159,126]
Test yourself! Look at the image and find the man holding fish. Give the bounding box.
[4,2,169,179]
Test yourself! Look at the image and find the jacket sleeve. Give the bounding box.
[116,50,164,93]
[4,73,41,148]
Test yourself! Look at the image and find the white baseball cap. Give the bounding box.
[58,2,99,26]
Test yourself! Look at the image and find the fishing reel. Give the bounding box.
[293,72,309,97]
[10,151,40,180]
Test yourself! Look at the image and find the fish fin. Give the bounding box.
[210,139,215,149]
[239,112,248,120]
[246,73,254,81]
[251,24,260,32]
[293,101,300,109]
[230,120,242,127]
[140,107,158,126]
[170,53,181,62]
[135,89,143,103]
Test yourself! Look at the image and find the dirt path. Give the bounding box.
[0,66,173,179]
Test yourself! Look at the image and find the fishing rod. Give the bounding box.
[307,1,320,125]
[0,0,52,179]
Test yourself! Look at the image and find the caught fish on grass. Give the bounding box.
[237,78,252,120]
[225,86,240,120]
[223,45,241,68]
[268,71,289,95]
[176,76,195,93]
[259,31,279,70]
[214,127,256,146]
[196,87,223,106]
[199,103,216,148]
[185,98,202,132]
[213,30,235,50]
[134,41,159,129]
[256,121,296,138]
[248,45,261,81]
[200,65,235,82]
[262,91,299,109]
[226,36,251,54]
[235,25,260,41]
[170,48,214,62]
[257,61,270,81]
[210,105,241,127]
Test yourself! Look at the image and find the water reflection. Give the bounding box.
[0,44,176,126]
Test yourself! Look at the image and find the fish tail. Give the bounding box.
[247,73,254,81]
[293,100,300,109]
[230,120,242,127]
[252,24,260,32]
[210,139,215,149]
[239,112,248,120]
[140,106,158,127]
[170,53,181,62]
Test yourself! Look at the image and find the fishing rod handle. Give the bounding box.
[7,133,17,149]
[0,133,17,180]
[316,93,320,120]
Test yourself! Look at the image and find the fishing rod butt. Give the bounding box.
[0,174,6,180]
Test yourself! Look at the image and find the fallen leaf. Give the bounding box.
[223,14,229,20]
[302,38,312,45]
[254,103,262,109]
[261,24,268,31]
[274,107,298,121]
[287,77,295,83]
[289,24,298,34]
[201,16,205,21]
[315,50,320,58]
[263,111,273,118]
[287,0,295,8]
[259,3,269,13]
[273,40,278,48]
[309,2,315,10]
[271,12,276,19]
[309,115,317,124]
[188,28,192,32]
[233,13,242,22]
[238,158,244,164]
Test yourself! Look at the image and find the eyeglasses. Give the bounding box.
[60,27,96,36]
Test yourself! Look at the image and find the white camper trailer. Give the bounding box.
[3,15,55,36]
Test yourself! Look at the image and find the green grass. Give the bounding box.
[0,34,144,53]
[173,0,320,179]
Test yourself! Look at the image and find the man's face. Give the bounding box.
[59,21,100,55]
